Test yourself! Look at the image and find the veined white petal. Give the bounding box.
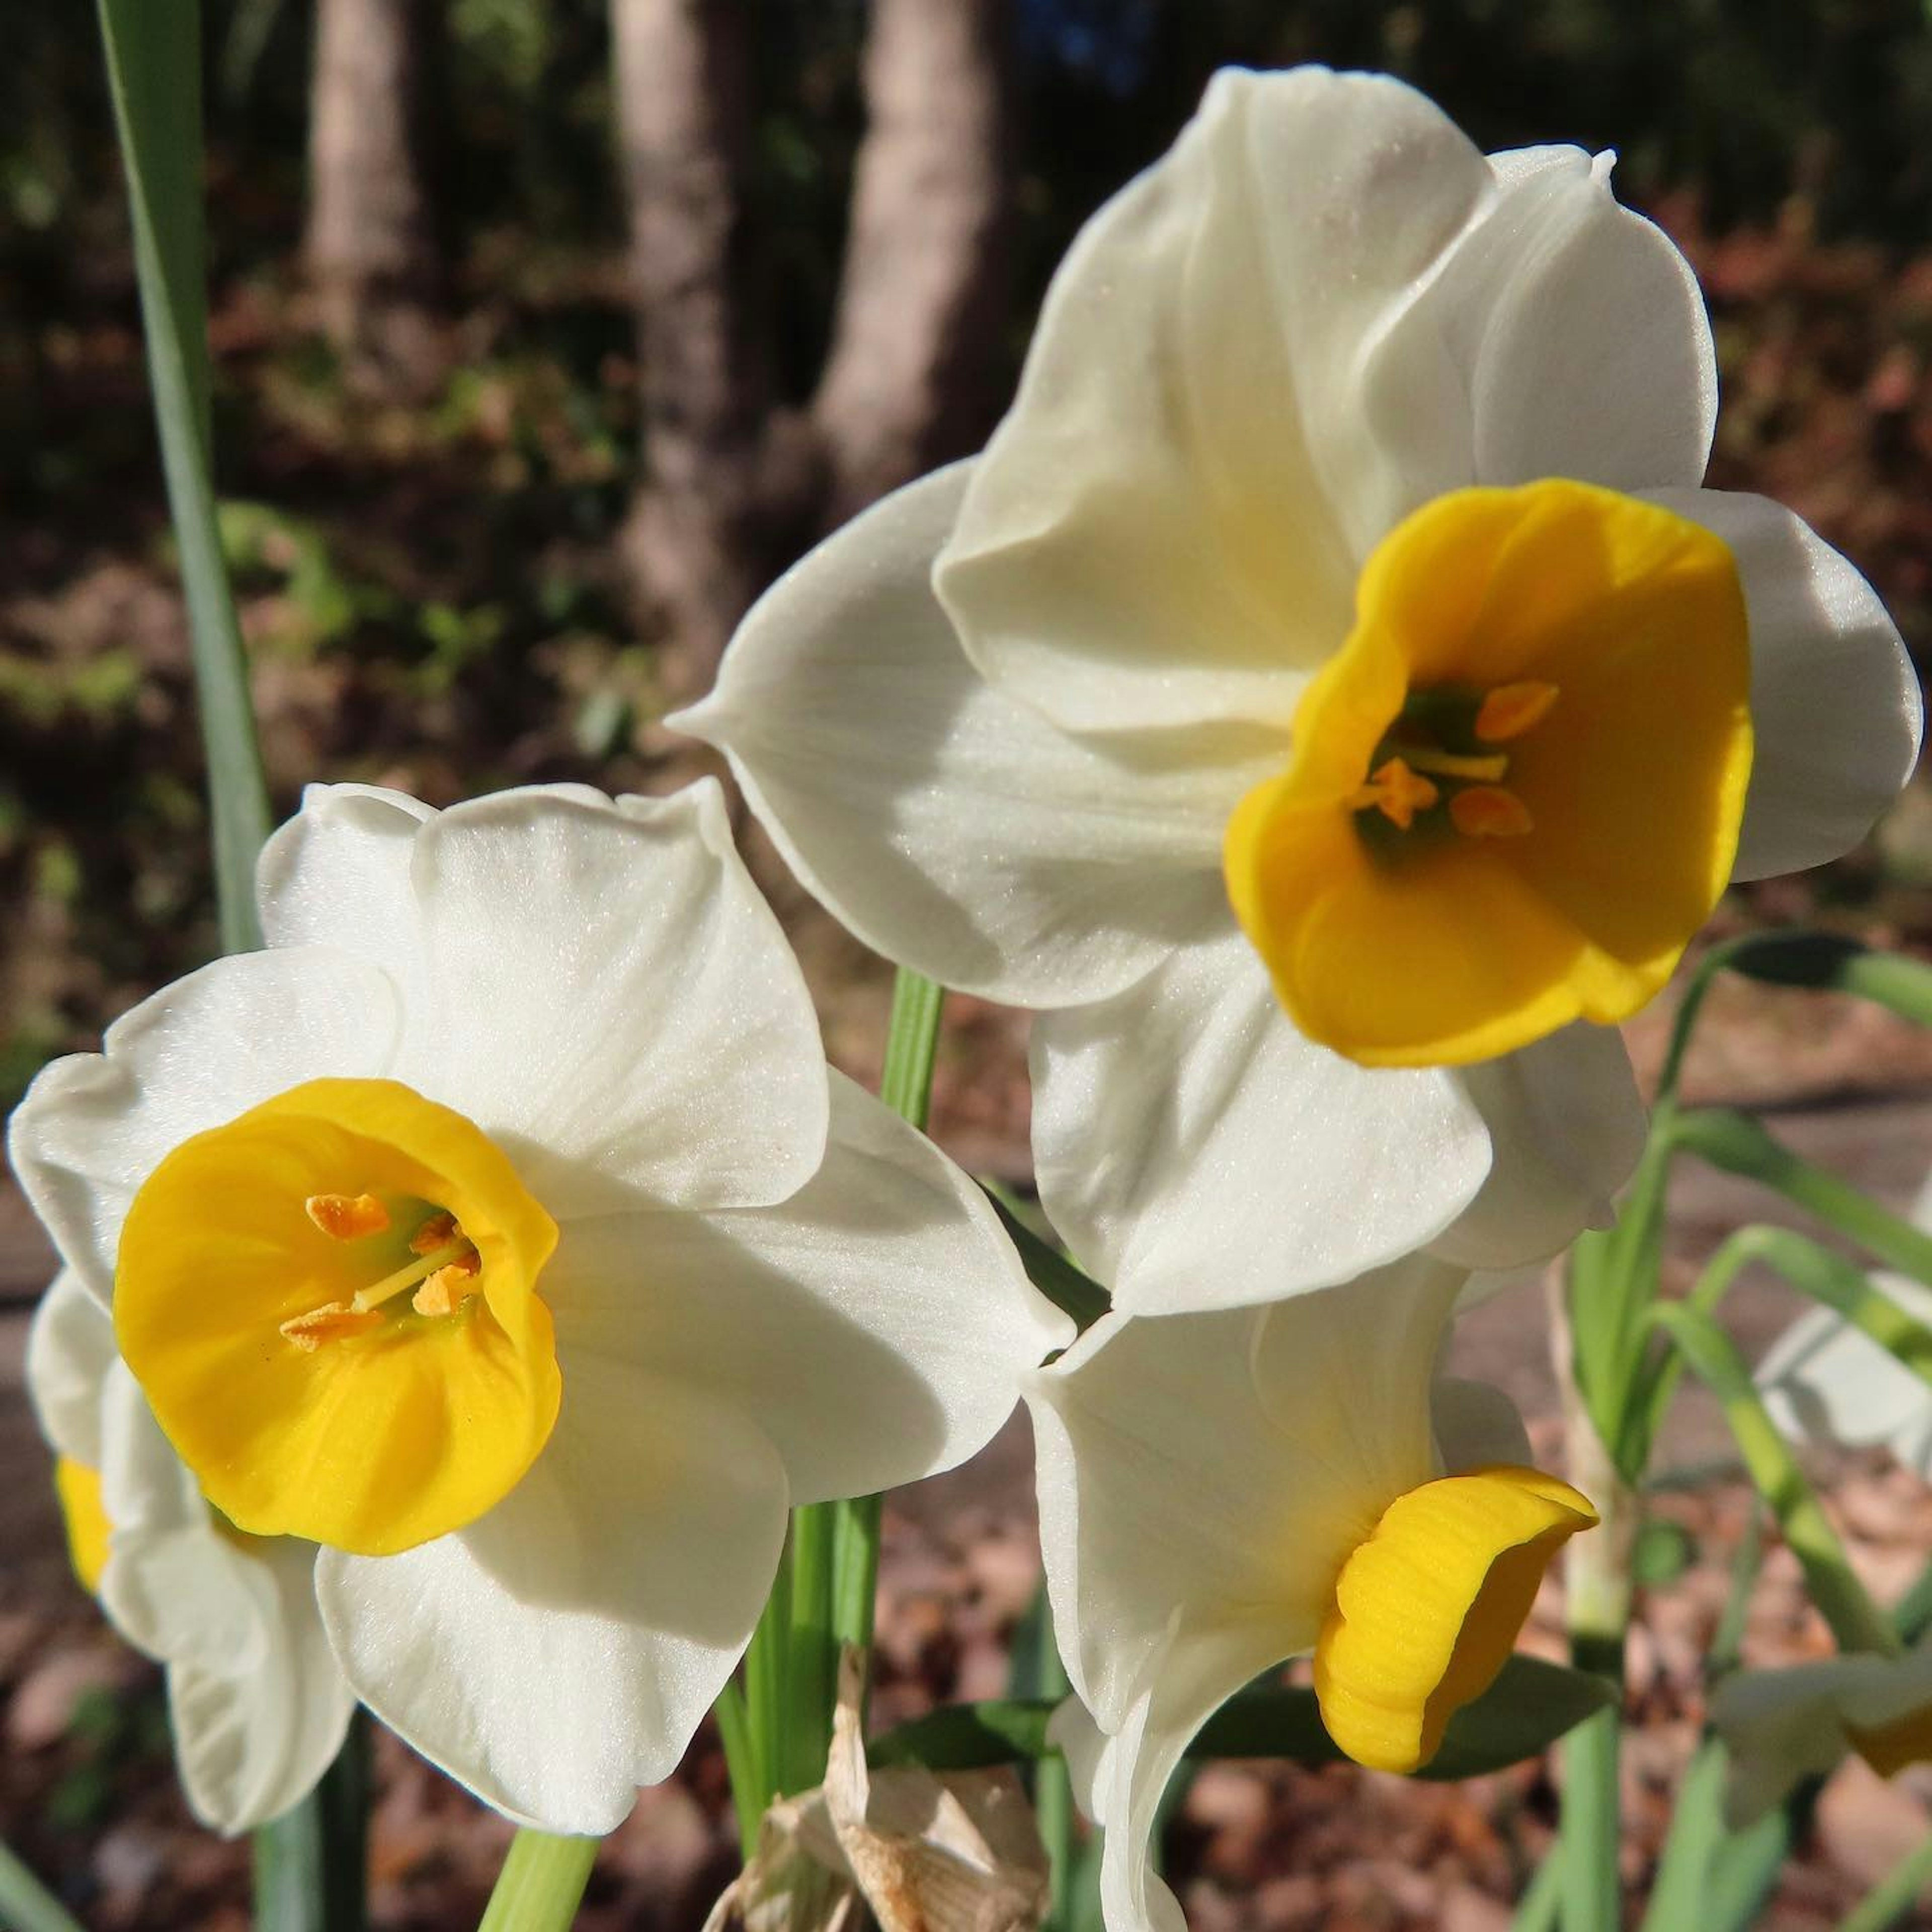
[1029,927,1491,1312]
[97,1367,353,1833]
[6,947,401,1303]
[938,68,1494,737]
[257,783,435,957]
[1757,1275,1932,1479]
[1087,1625,1289,1932]
[1028,1270,1452,1731]
[1367,146,1714,519]
[316,1354,789,1833]
[1710,1658,1873,1828]
[545,1071,1068,1505]
[389,783,829,1219]
[1431,1375,1536,1474]
[170,1534,356,1836]
[1431,1024,1647,1271]
[24,1270,116,1467]
[1640,488,1921,880]
[676,464,1261,1007]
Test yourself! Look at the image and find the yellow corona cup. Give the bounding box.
[1226,480,1754,1068]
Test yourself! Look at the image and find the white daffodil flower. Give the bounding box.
[673,65,1920,1312]
[9,781,1071,1834]
[1758,1178,1932,1476]
[1025,1256,1595,1932]
[27,1269,356,1834]
[1710,1638,1932,1827]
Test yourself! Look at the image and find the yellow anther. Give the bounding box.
[1450,786,1535,839]
[1350,757,1440,831]
[412,1254,482,1318]
[304,1192,391,1241]
[410,1211,459,1255]
[279,1301,384,1352]
[1474,681,1560,744]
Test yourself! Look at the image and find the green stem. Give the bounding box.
[783,1504,836,1796]
[96,0,270,953]
[1834,1832,1932,1932]
[1652,1302,1896,1657]
[981,1186,1110,1333]
[712,1681,761,1865]
[1509,1852,1563,1932]
[252,1712,370,1932]
[475,1832,599,1932]
[0,1841,86,1932]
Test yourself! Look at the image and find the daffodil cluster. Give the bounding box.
[11,56,1923,1929]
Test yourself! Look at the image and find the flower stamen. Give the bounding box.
[1474,681,1560,743]
[304,1192,390,1240]
[1448,786,1534,839]
[1349,757,1439,830]
[412,1253,483,1318]
[279,1301,385,1351]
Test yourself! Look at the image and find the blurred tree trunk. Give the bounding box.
[305,0,444,387]
[614,0,1015,710]
[812,0,1015,527]
[612,0,805,711]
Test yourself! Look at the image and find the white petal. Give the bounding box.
[1370,147,1714,509]
[170,1537,356,1835]
[1029,1267,1450,1730]
[1757,1276,1932,1476]
[676,464,1257,1007]
[1641,489,1921,879]
[545,1071,1069,1505]
[937,68,1495,736]
[389,782,829,1218]
[1710,1660,1865,1827]
[1431,1025,1647,1272]
[6,947,401,1301]
[24,1270,116,1466]
[1431,1375,1535,1473]
[257,783,435,958]
[316,1353,789,1833]
[1030,927,1491,1312]
[1087,1625,1297,1932]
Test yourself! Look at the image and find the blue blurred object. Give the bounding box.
[1016,0,1156,97]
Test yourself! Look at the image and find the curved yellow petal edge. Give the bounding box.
[117,1078,560,1558]
[1226,479,1754,1069]
[1313,1464,1598,1774]
[54,1456,110,1595]
[1848,1699,1932,1779]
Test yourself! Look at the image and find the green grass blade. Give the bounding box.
[251,1712,369,1932]
[1833,1832,1932,1932]
[97,0,271,953]
[0,1840,87,1932]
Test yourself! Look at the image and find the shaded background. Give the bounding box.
[7,2,1932,1926]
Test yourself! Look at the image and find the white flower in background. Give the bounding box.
[1025,1256,1595,1932]
[1710,1639,1932,1826]
[27,1270,355,1833]
[9,781,1071,1833]
[674,65,1920,1312]
[1757,1178,1932,1477]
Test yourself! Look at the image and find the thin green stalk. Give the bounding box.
[712,1681,761,1865]
[1636,1225,1932,1468]
[253,1712,370,1932]
[1834,1832,1932,1932]
[1509,1852,1562,1932]
[1670,1110,1932,1291]
[741,1542,789,1814]
[97,0,270,952]
[0,1840,87,1932]
[475,1832,599,1932]
[1011,1588,1077,1931]
[1652,1302,1896,1657]
[878,969,945,1132]
[982,1187,1110,1333]
[782,1504,836,1796]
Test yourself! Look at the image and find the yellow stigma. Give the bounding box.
[54,1456,111,1595]
[1848,1699,1932,1780]
[116,1078,560,1558]
[1223,478,1753,1069]
[1313,1464,1597,1774]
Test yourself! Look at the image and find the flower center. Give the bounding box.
[1223,478,1754,1070]
[115,1077,561,1558]
[1312,1464,1597,1774]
